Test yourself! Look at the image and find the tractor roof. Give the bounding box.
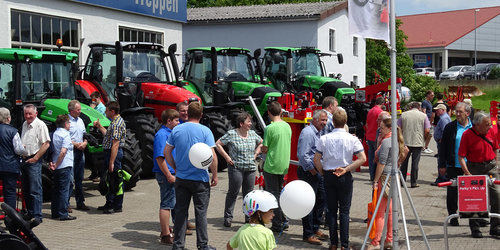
[0,48,78,62]
[187,47,251,53]
[88,42,164,50]
[264,47,320,53]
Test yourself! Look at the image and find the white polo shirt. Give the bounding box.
[316,128,364,170]
[21,117,51,156]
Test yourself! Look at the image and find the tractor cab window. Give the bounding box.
[21,61,74,101]
[122,49,167,82]
[184,53,213,104]
[216,53,253,82]
[86,47,117,101]
[293,52,323,77]
[0,62,15,109]
[263,50,287,92]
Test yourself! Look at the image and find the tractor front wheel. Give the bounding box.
[125,113,159,178]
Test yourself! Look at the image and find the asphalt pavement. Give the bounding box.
[25,139,500,249]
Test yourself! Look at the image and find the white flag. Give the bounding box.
[349,0,390,43]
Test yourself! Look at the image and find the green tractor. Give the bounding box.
[262,47,359,132]
[0,48,140,199]
[182,47,281,131]
[181,47,281,169]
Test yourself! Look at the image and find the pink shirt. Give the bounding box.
[366,105,383,141]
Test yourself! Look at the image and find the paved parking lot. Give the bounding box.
[26,140,500,249]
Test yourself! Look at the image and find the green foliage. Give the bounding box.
[366,20,415,87]
[471,87,500,112]
[404,75,440,102]
[488,67,500,79]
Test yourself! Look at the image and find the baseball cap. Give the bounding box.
[433,104,447,110]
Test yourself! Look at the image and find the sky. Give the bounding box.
[395,0,500,16]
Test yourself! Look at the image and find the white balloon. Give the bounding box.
[188,143,213,169]
[279,180,315,220]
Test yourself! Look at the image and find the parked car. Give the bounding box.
[439,65,471,80]
[415,68,436,78]
[463,63,499,80]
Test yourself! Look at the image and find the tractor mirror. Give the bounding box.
[253,48,261,59]
[194,51,203,64]
[337,53,344,64]
[168,44,177,54]
[92,48,103,63]
[272,52,282,64]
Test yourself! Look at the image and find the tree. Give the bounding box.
[366,19,439,101]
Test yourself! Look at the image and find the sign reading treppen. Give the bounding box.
[70,0,187,22]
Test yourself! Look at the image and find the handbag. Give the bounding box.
[367,187,378,239]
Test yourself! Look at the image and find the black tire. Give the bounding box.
[122,130,143,190]
[125,113,159,178]
[201,112,232,171]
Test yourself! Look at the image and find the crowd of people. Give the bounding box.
[2,90,500,249]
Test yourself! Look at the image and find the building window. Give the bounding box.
[119,26,163,45]
[329,29,335,52]
[353,37,358,56]
[353,75,358,87]
[11,10,80,52]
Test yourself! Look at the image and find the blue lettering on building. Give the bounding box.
[70,0,186,22]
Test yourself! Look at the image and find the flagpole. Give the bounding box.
[389,0,399,249]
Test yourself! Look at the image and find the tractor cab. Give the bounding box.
[182,47,270,108]
[0,48,80,128]
[263,47,351,106]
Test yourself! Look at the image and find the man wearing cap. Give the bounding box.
[431,104,451,186]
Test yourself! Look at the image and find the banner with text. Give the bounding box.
[70,0,186,22]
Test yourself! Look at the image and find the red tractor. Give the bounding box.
[76,42,200,177]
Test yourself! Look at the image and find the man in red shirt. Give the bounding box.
[458,111,500,238]
[366,97,385,181]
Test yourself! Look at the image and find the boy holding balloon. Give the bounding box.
[164,102,218,250]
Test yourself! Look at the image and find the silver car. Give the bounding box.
[439,65,471,80]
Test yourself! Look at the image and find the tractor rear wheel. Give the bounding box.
[201,112,232,171]
[126,113,158,178]
[122,130,143,191]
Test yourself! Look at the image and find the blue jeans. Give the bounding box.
[0,171,20,210]
[71,150,85,207]
[104,148,124,210]
[156,172,176,221]
[21,160,43,220]
[224,165,255,223]
[367,140,377,181]
[324,171,353,248]
[51,167,72,218]
[297,167,325,238]
[173,178,210,250]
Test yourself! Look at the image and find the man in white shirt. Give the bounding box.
[21,104,51,224]
[314,107,366,250]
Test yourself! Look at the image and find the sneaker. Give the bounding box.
[60,215,77,221]
[367,244,381,250]
[471,230,483,238]
[422,148,433,154]
[76,204,90,211]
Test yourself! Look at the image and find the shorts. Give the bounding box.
[155,172,176,210]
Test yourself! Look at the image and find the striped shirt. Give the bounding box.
[102,115,126,149]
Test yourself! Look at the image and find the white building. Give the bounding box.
[0,0,186,65]
[184,0,366,87]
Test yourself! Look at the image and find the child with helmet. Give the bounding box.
[226,190,278,250]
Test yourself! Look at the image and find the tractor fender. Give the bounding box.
[120,106,155,117]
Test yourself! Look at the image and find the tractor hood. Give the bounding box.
[300,75,342,89]
[39,98,110,128]
[141,82,201,105]
[231,81,279,98]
